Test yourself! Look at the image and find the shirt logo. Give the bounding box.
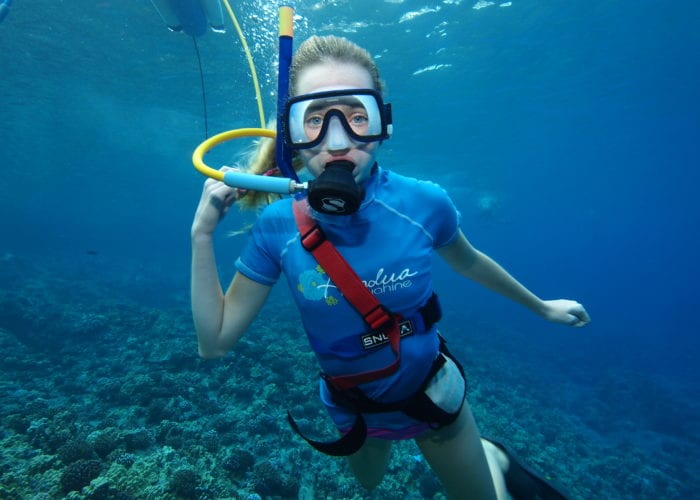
[297,266,418,305]
[361,320,414,350]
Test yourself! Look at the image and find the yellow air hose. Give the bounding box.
[193,3,295,183]
[221,0,266,128]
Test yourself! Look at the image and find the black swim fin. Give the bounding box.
[483,437,568,500]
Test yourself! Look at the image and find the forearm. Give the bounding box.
[191,232,227,357]
[439,232,589,326]
[464,251,547,317]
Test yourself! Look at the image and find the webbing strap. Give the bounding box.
[323,318,400,390]
[286,411,367,457]
[293,199,401,390]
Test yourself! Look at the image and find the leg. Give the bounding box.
[347,437,393,490]
[416,400,501,500]
[481,437,568,500]
[482,439,509,499]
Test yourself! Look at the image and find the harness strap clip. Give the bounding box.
[300,224,326,252]
[364,304,393,331]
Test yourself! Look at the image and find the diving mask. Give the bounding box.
[284,89,392,150]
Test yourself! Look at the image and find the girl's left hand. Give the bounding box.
[541,299,591,327]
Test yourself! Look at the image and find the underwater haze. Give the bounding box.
[1,0,699,498]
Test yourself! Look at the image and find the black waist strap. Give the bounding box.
[326,353,447,415]
[417,292,442,332]
[288,336,466,456]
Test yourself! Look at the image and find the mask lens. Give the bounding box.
[286,90,387,149]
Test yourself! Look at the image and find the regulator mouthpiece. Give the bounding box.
[307,161,364,215]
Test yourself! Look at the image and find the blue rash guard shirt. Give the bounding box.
[236,166,461,438]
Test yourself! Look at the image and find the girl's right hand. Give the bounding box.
[191,166,240,238]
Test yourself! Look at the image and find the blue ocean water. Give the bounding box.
[1,0,698,498]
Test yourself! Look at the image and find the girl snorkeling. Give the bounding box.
[191,35,589,499]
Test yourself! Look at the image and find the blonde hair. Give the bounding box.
[290,35,383,94]
[237,35,383,210]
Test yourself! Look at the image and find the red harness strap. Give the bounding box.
[293,199,402,391]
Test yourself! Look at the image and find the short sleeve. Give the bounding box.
[234,200,294,286]
[416,179,461,248]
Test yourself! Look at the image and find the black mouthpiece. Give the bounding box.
[307,161,364,215]
[325,160,355,171]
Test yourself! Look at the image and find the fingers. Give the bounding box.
[567,303,591,327]
[192,166,248,237]
[204,166,241,211]
[569,316,587,327]
[208,185,238,219]
[545,299,591,327]
[193,167,241,233]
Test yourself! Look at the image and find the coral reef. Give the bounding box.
[0,256,697,499]
[60,459,103,493]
